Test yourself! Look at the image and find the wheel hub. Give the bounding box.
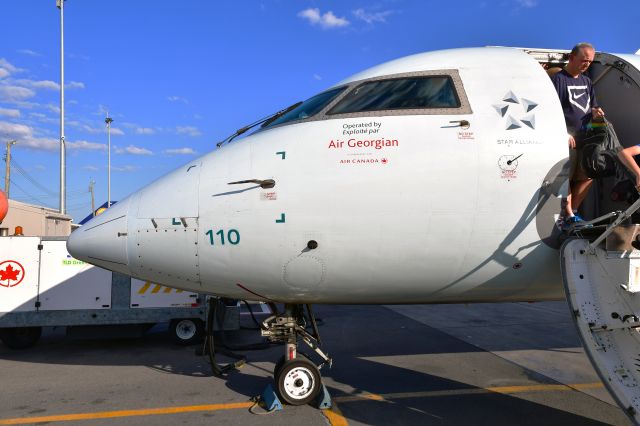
[175,320,196,340]
[283,367,314,399]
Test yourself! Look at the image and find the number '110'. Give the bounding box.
[205,229,240,245]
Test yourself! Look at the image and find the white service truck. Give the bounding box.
[0,236,238,349]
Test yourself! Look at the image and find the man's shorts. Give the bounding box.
[569,147,590,181]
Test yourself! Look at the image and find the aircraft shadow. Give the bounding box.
[221,305,624,425]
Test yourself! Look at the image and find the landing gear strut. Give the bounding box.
[261,304,331,405]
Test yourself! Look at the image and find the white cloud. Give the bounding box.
[34,164,45,171]
[70,122,125,136]
[45,104,61,114]
[168,95,188,104]
[66,81,85,89]
[0,58,21,74]
[0,121,32,138]
[164,147,197,155]
[83,165,99,172]
[298,8,349,29]
[313,74,322,81]
[0,108,20,118]
[115,145,153,155]
[97,104,109,115]
[176,126,202,137]
[19,137,58,151]
[17,49,41,57]
[12,79,84,91]
[28,112,57,124]
[0,69,8,79]
[67,140,107,151]
[24,80,59,90]
[135,127,155,135]
[516,0,538,7]
[352,8,393,24]
[0,121,106,152]
[0,85,36,101]
[112,165,138,172]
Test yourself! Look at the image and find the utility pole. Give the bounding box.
[105,114,113,208]
[4,140,16,199]
[89,179,95,216]
[56,0,67,215]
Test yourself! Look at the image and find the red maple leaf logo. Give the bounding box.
[0,264,20,281]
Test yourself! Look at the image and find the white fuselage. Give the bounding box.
[68,47,580,304]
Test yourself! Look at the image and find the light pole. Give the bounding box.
[105,115,113,208]
[56,0,66,215]
[89,179,95,216]
[4,140,16,198]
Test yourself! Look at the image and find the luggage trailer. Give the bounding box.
[0,236,239,349]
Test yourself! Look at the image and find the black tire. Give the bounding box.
[274,353,311,377]
[274,355,286,377]
[169,319,204,345]
[275,357,322,406]
[0,327,42,350]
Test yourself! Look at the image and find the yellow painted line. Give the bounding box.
[176,289,184,293]
[137,282,151,294]
[0,402,254,425]
[0,382,605,425]
[488,383,602,394]
[323,400,349,426]
[163,286,172,293]
[151,284,162,294]
[333,382,604,403]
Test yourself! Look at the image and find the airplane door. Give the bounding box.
[584,53,640,218]
[590,52,640,149]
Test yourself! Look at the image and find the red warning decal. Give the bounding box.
[0,260,25,287]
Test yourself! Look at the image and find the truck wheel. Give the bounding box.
[0,327,42,350]
[169,319,203,345]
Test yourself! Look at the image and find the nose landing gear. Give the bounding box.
[261,304,331,405]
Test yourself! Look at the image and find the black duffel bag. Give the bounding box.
[579,120,622,179]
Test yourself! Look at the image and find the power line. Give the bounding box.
[9,178,53,207]
[9,157,88,198]
[10,157,57,196]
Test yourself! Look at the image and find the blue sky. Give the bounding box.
[1,0,639,221]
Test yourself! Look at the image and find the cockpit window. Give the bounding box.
[263,87,346,128]
[327,76,460,114]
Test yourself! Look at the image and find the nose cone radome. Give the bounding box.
[67,198,131,275]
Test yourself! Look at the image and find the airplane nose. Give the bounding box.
[67,197,132,275]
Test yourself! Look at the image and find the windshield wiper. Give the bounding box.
[216,101,302,148]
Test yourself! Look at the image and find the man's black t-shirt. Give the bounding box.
[551,69,598,137]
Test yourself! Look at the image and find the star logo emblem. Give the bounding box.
[0,261,25,287]
[494,91,538,131]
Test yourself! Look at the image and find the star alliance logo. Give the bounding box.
[567,85,590,113]
[493,91,538,131]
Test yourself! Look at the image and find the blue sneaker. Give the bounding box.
[562,214,585,231]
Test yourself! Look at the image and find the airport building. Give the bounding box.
[0,199,73,237]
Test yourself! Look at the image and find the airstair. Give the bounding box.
[562,198,640,425]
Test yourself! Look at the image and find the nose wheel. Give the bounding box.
[276,357,322,405]
[262,304,331,406]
